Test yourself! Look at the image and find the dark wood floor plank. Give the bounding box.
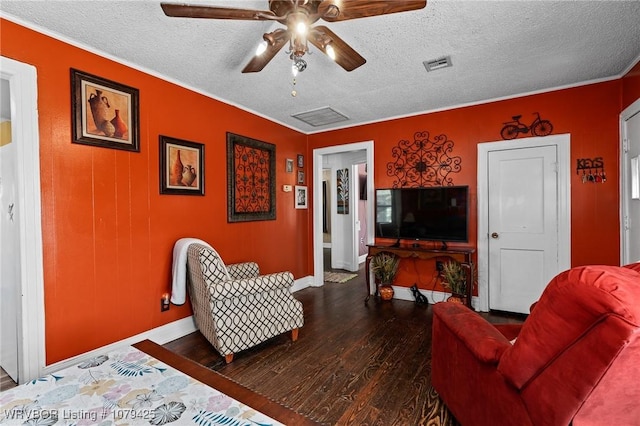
[164,265,523,425]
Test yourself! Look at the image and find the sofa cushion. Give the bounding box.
[498,265,640,390]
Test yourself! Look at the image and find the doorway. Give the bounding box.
[477,134,571,313]
[313,142,374,287]
[0,56,45,384]
[620,98,640,264]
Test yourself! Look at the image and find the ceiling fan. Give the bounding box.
[161,0,427,73]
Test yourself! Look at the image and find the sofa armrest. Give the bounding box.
[227,262,259,280]
[433,302,512,364]
[209,272,294,300]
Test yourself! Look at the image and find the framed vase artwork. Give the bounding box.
[71,69,140,152]
[227,133,276,222]
[159,135,204,195]
[295,186,308,209]
[286,158,294,173]
[297,154,304,168]
[297,170,305,184]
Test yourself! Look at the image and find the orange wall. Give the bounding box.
[308,81,623,291]
[1,19,309,364]
[2,17,636,364]
[622,61,640,110]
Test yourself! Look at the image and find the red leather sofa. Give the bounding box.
[431,264,640,426]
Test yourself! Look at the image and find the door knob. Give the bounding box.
[491,232,499,239]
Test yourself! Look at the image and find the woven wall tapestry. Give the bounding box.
[387,131,461,187]
[226,133,276,222]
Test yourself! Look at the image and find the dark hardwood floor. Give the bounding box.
[0,367,17,392]
[164,266,523,426]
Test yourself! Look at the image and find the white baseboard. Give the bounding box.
[292,275,315,291]
[42,316,198,376]
[41,276,314,376]
[386,285,480,310]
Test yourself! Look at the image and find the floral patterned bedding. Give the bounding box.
[0,345,284,425]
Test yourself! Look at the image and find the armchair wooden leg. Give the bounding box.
[224,353,234,364]
[291,328,299,342]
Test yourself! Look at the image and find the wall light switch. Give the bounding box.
[283,185,292,192]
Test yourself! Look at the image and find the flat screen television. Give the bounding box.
[375,186,469,243]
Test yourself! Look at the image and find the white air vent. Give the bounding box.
[423,56,452,72]
[292,107,349,127]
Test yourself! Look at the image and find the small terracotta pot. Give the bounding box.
[379,284,394,301]
[447,294,467,305]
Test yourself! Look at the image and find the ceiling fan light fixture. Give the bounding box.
[295,21,308,36]
[255,40,268,56]
[292,57,307,75]
[326,44,336,61]
[161,0,428,74]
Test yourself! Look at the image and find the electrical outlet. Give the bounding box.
[436,261,444,272]
[161,294,170,312]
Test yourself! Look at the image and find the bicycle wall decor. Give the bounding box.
[500,112,553,140]
[386,131,461,187]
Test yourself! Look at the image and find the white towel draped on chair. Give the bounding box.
[171,238,212,305]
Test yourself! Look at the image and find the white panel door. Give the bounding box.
[622,105,640,264]
[488,145,559,313]
[0,96,20,382]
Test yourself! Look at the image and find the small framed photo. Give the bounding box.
[295,186,308,209]
[297,154,304,168]
[297,170,305,184]
[71,69,139,152]
[286,158,294,173]
[159,135,204,195]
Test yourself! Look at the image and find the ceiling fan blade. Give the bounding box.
[242,32,290,73]
[309,26,366,72]
[319,0,427,22]
[161,3,276,20]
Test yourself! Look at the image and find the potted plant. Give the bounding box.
[370,252,400,300]
[441,261,467,304]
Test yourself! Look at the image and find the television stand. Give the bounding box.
[365,244,475,308]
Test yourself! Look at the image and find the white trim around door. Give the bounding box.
[1,56,45,383]
[313,141,374,288]
[477,134,571,312]
[620,97,640,265]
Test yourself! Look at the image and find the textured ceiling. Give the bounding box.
[2,0,640,134]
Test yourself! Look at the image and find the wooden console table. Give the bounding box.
[365,244,475,308]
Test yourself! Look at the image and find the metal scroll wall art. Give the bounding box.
[576,157,607,184]
[386,131,461,187]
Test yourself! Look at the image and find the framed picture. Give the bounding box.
[297,170,305,184]
[71,69,139,152]
[227,133,276,222]
[295,186,308,209]
[297,154,304,168]
[286,158,294,173]
[159,135,204,195]
[337,168,349,214]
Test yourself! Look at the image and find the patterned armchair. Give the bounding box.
[186,243,304,363]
